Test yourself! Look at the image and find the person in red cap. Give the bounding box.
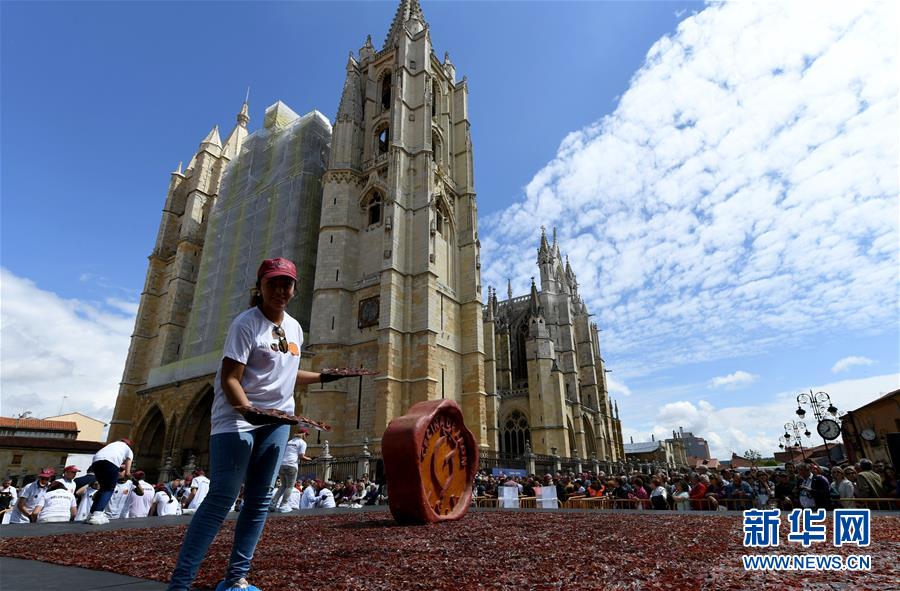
[168,257,349,591]
[270,427,311,512]
[56,465,81,494]
[9,468,54,524]
[86,437,135,525]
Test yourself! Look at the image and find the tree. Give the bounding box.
[743,449,762,467]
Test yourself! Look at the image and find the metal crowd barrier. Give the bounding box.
[472,495,900,511]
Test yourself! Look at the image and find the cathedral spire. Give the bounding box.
[383,0,427,50]
[336,54,363,123]
[485,287,494,322]
[200,125,222,149]
[538,225,551,263]
[528,277,541,318]
[223,97,251,160]
[507,278,513,302]
[615,401,620,419]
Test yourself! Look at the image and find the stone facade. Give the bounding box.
[483,228,624,462]
[108,0,627,480]
[297,0,487,456]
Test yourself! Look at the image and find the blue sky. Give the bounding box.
[2,1,898,457]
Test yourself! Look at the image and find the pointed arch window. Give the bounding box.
[432,79,439,118]
[431,131,441,165]
[376,126,390,155]
[501,410,531,456]
[381,72,392,111]
[367,191,383,226]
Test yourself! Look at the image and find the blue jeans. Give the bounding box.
[88,460,120,513]
[168,424,289,591]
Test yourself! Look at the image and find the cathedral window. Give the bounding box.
[376,127,389,155]
[501,410,531,457]
[431,131,441,164]
[381,73,392,111]
[432,79,439,118]
[367,191,383,226]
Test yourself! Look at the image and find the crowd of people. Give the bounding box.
[475,458,899,511]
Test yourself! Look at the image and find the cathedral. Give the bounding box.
[108,0,623,481]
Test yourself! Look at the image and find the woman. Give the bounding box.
[673,480,691,511]
[168,258,345,591]
[830,467,855,508]
[754,472,774,509]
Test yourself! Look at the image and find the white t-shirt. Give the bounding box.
[55,478,76,494]
[8,481,48,524]
[300,485,318,510]
[187,475,211,510]
[651,486,668,498]
[316,488,336,509]
[36,490,76,522]
[93,441,134,468]
[126,481,155,518]
[153,490,182,516]
[105,480,134,519]
[75,488,96,521]
[281,437,308,467]
[0,485,18,510]
[288,488,303,510]
[674,491,691,511]
[211,307,303,435]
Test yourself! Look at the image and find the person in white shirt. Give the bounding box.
[87,438,135,525]
[34,481,77,523]
[673,480,691,511]
[150,482,183,517]
[55,465,81,494]
[75,480,99,521]
[182,470,211,514]
[300,480,319,510]
[315,483,336,509]
[9,469,54,524]
[271,428,311,512]
[650,477,669,510]
[125,471,155,518]
[287,482,304,510]
[105,468,145,519]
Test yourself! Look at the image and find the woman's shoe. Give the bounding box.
[214,578,261,591]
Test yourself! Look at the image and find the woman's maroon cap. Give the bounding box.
[258,258,297,281]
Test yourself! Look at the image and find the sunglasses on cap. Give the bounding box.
[272,325,288,353]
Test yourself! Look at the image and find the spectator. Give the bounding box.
[34,481,77,523]
[773,471,795,510]
[754,471,773,509]
[649,478,668,510]
[56,466,81,494]
[287,482,304,510]
[86,437,135,525]
[9,468,54,524]
[723,473,753,511]
[631,477,649,510]
[673,480,691,511]
[271,428,310,513]
[830,466,855,508]
[689,474,711,511]
[126,471,155,518]
[796,463,831,510]
[854,459,885,507]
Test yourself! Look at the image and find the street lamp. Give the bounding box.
[796,389,842,467]
[784,420,808,460]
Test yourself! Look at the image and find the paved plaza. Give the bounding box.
[2,508,898,590]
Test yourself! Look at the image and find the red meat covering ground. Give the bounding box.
[1,511,898,590]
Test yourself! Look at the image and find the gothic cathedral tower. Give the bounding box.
[301,0,489,452]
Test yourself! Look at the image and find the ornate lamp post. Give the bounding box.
[796,389,841,467]
[783,420,808,461]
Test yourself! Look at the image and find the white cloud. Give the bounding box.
[709,370,758,390]
[481,2,899,379]
[831,355,875,373]
[639,373,900,458]
[0,268,135,424]
[606,375,632,397]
